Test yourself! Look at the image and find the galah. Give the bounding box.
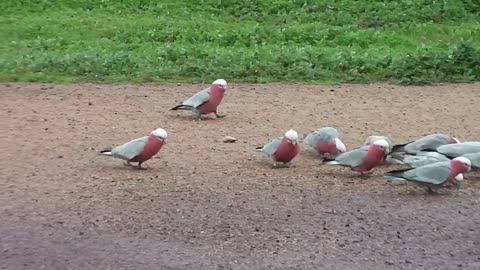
[384,157,471,193]
[301,127,346,157]
[388,151,451,168]
[364,135,393,153]
[460,152,480,171]
[431,141,480,158]
[170,79,227,120]
[391,133,460,154]
[100,128,167,169]
[256,129,300,168]
[322,139,390,176]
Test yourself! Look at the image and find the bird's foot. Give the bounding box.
[271,162,278,169]
[123,161,134,167]
[360,171,374,177]
[134,164,148,170]
[427,187,439,194]
[215,112,226,118]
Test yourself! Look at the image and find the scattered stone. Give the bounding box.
[223,136,237,143]
[57,155,63,159]
[88,102,93,106]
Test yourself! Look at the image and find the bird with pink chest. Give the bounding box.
[322,139,390,176]
[384,157,472,193]
[100,128,168,170]
[170,79,227,120]
[256,129,301,168]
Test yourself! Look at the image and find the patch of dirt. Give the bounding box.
[1,82,480,270]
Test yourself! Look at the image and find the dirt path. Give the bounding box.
[1,82,480,270]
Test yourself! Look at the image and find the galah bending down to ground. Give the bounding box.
[460,152,480,171]
[100,128,168,170]
[170,79,227,120]
[388,151,451,168]
[430,141,480,158]
[322,139,390,176]
[391,133,460,154]
[256,129,300,168]
[301,127,346,157]
[384,157,472,193]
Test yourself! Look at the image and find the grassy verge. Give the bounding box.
[1,0,480,84]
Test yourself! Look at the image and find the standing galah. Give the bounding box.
[100,128,168,169]
[322,139,390,176]
[391,133,460,154]
[384,157,471,193]
[256,129,300,168]
[460,152,480,171]
[364,135,393,153]
[301,127,346,157]
[170,79,227,120]
[431,141,480,158]
[388,151,451,168]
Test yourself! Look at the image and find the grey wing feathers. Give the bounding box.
[111,136,148,160]
[335,146,369,167]
[402,162,451,185]
[461,152,480,169]
[402,152,450,168]
[257,137,282,157]
[404,134,449,153]
[182,88,211,108]
[437,142,480,157]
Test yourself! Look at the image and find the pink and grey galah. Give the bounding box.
[256,129,300,168]
[170,79,227,120]
[384,157,471,193]
[100,128,168,169]
[322,139,390,176]
[391,133,460,154]
[301,127,346,157]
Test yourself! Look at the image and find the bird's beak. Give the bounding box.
[290,140,297,145]
[162,138,168,144]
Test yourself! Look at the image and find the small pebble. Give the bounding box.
[223,136,237,143]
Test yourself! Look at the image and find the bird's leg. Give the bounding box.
[214,111,226,118]
[427,186,439,194]
[193,110,202,121]
[135,162,147,170]
[271,162,278,169]
[123,161,133,167]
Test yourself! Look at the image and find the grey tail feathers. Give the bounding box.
[170,104,194,111]
[99,148,112,156]
[384,168,411,180]
[391,143,408,153]
[321,156,337,164]
[255,146,264,152]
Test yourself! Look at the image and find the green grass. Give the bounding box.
[1,0,480,84]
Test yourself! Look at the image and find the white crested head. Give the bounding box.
[372,139,389,148]
[212,79,227,87]
[453,156,471,170]
[151,128,168,139]
[285,129,298,141]
[334,138,347,153]
[454,173,464,181]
